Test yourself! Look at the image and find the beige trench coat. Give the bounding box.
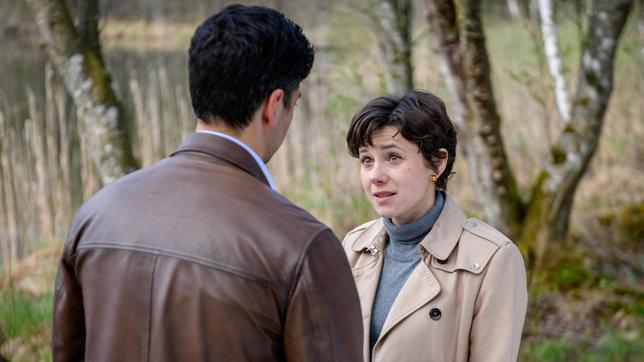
[342,196,527,362]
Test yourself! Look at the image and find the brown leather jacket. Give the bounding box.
[52,133,363,361]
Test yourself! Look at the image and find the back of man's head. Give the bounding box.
[188,5,314,130]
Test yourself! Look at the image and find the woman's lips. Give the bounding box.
[373,191,395,205]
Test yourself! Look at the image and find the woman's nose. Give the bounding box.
[368,162,387,184]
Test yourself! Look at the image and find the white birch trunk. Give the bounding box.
[524,0,634,265]
[507,0,521,19]
[24,0,138,185]
[538,0,571,122]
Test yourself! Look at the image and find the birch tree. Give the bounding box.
[426,0,634,267]
[24,0,139,185]
[537,0,571,122]
[370,0,415,92]
[506,0,521,20]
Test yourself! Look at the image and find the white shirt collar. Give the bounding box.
[196,130,276,190]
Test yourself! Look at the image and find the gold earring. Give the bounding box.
[431,175,437,184]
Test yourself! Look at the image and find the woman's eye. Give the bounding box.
[360,157,372,165]
[388,154,401,162]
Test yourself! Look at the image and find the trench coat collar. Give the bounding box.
[351,219,387,254]
[170,132,271,187]
[350,195,466,261]
[418,195,467,261]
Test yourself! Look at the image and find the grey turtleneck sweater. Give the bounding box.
[369,191,445,353]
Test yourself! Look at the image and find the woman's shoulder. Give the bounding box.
[341,218,384,250]
[429,202,522,275]
[443,217,524,275]
[346,218,381,236]
[460,218,513,248]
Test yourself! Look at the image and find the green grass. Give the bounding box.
[0,289,53,339]
[520,330,643,362]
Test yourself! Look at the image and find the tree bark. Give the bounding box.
[426,0,633,267]
[537,0,571,122]
[24,0,138,185]
[0,111,11,272]
[426,0,467,131]
[506,0,522,19]
[375,0,414,92]
[522,0,634,266]
[427,0,525,235]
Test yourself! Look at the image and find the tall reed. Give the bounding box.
[0,15,641,270]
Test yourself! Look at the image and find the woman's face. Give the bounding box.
[359,126,442,225]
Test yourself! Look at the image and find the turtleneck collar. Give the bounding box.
[383,191,445,244]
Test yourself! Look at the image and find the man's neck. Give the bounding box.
[195,119,268,162]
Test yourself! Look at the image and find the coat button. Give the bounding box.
[466,220,477,228]
[429,308,441,320]
[472,262,480,270]
[418,246,427,257]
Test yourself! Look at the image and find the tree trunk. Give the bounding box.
[506,0,522,19]
[537,0,571,122]
[426,0,633,267]
[375,0,414,92]
[24,0,139,185]
[522,0,634,266]
[0,111,11,273]
[426,0,468,132]
[427,0,525,236]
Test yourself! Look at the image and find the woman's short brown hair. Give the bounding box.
[346,90,457,190]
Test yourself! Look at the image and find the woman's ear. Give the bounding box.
[262,89,285,129]
[435,148,449,177]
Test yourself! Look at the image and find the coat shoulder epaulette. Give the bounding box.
[462,218,513,248]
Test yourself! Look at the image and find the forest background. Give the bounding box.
[0,0,642,360]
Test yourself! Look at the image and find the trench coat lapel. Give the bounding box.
[376,260,441,342]
[350,222,388,360]
[377,196,466,343]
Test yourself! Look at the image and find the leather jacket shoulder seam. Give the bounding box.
[286,226,330,300]
[77,242,273,288]
[146,254,159,362]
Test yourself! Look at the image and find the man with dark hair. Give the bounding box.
[52,5,363,361]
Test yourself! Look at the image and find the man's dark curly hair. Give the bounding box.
[188,5,314,129]
[346,90,457,190]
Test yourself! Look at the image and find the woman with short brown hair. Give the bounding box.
[343,90,527,362]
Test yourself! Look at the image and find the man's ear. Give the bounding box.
[262,89,285,129]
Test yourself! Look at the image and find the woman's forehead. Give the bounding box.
[359,126,415,152]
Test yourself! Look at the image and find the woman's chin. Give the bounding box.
[373,207,396,220]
